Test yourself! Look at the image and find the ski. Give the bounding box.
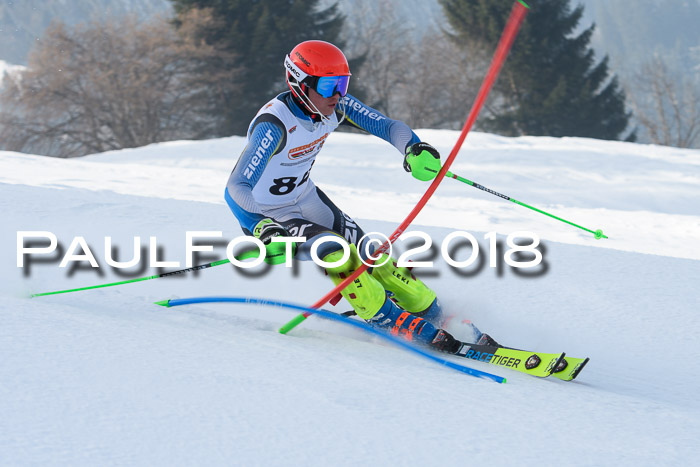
[342,311,589,381]
[454,341,566,378]
[445,319,589,381]
[458,341,590,381]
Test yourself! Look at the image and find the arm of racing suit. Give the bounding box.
[225,114,286,235]
[337,93,421,155]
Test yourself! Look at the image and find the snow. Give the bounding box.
[0,60,25,89]
[1,130,699,465]
[0,60,25,76]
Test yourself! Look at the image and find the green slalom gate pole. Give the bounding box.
[30,249,263,298]
[445,170,608,239]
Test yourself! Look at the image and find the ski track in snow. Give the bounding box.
[1,131,699,465]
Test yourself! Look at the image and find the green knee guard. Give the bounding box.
[371,254,436,313]
[324,244,386,320]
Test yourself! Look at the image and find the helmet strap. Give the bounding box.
[336,97,347,125]
[287,76,337,124]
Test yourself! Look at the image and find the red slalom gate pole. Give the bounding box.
[279,0,530,334]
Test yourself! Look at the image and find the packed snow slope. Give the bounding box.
[1,130,699,466]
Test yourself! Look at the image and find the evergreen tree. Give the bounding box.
[170,0,345,136]
[439,0,634,140]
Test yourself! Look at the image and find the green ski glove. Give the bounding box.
[404,142,442,181]
[253,218,296,265]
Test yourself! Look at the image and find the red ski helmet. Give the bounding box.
[284,40,351,117]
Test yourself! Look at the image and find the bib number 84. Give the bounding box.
[269,167,312,195]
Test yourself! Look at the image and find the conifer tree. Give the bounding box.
[170,0,345,136]
[440,0,634,140]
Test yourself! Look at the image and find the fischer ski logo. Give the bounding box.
[342,96,386,121]
[244,129,275,179]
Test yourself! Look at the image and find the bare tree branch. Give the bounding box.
[0,11,243,157]
[626,56,700,148]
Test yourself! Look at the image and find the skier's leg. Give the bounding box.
[369,253,443,324]
[292,186,443,322]
[323,243,386,319]
[323,244,459,353]
[258,185,457,351]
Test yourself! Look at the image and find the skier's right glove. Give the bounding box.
[404,142,442,181]
[253,218,295,265]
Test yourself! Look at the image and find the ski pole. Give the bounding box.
[29,248,262,298]
[445,171,608,239]
[278,0,530,335]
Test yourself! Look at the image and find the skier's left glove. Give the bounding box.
[253,218,295,265]
[253,218,288,245]
[404,142,442,181]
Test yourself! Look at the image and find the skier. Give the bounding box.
[225,40,462,353]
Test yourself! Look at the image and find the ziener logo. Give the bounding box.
[244,129,275,179]
[342,96,386,121]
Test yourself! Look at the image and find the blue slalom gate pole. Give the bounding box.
[155,296,506,384]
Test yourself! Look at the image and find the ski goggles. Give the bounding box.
[284,55,350,98]
[314,75,350,98]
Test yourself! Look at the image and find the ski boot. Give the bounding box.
[325,246,460,354]
[369,295,461,354]
[476,332,500,347]
[441,318,501,347]
[370,254,443,325]
[429,329,462,354]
